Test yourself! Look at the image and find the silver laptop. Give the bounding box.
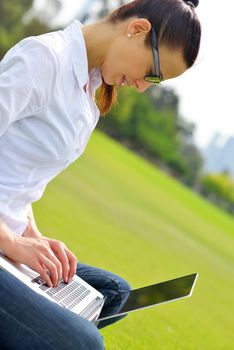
[0,253,105,324]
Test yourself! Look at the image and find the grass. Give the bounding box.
[33,130,234,349]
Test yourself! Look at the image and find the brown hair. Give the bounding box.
[97,0,201,116]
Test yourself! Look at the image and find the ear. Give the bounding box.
[126,18,152,37]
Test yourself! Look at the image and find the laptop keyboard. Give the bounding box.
[38,278,91,309]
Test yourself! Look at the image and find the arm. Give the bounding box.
[22,204,42,238]
[0,217,59,287]
[0,216,77,286]
[0,38,58,138]
[0,219,15,255]
[22,205,77,284]
[0,39,76,284]
[0,38,77,285]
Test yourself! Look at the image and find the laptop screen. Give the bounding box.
[98,273,198,321]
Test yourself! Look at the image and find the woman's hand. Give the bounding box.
[41,237,77,285]
[4,230,77,287]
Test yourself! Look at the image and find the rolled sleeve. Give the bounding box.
[0,37,58,138]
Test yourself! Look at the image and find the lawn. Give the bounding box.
[33,130,234,349]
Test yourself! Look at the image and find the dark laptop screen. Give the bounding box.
[98,273,197,321]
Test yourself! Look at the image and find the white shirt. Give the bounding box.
[0,20,102,235]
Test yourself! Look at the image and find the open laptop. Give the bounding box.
[0,253,105,324]
[0,253,198,324]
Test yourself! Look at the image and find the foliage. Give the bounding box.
[0,0,62,59]
[180,142,203,185]
[200,172,234,213]
[0,0,32,58]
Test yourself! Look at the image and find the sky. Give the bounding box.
[47,0,234,149]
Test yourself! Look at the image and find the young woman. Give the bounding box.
[0,0,201,348]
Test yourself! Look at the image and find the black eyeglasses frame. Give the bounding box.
[144,27,162,84]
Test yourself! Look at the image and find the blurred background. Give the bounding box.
[1,1,234,349]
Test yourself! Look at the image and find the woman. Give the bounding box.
[0,0,201,349]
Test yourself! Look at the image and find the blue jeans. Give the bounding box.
[0,262,131,350]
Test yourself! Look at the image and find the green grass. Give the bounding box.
[33,130,234,350]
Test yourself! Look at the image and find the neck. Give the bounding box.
[81,20,116,70]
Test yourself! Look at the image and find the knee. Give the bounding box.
[79,322,104,350]
[59,316,105,350]
[116,275,131,293]
[72,320,104,350]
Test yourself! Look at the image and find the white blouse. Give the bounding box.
[0,20,102,235]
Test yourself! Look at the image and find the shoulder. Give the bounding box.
[0,37,58,83]
[1,27,73,79]
[33,29,71,69]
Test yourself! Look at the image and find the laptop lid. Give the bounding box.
[98,273,198,321]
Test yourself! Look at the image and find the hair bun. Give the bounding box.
[185,0,199,8]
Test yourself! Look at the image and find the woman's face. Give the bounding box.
[100,19,187,92]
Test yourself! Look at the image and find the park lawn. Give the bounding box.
[33,130,234,350]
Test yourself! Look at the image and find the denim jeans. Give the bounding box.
[0,262,131,350]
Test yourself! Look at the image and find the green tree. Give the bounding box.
[0,0,62,59]
[180,143,203,186]
[0,0,32,58]
[200,173,234,213]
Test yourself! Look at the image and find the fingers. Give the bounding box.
[33,238,77,286]
[39,254,62,287]
[46,239,77,284]
[49,242,70,283]
[64,247,77,283]
[35,240,63,287]
[8,236,72,287]
[37,263,53,288]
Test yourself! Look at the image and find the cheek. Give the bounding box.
[128,48,151,78]
[128,59,148,80]
[100,45,150,84]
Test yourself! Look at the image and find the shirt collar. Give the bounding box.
[64,20,102,91]
[64,20,88,89]
[89,67,103,93]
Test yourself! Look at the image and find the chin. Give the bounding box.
[102,76,115,86]
[100,66,115,86]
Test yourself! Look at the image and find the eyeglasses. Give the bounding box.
[144,28,162,84]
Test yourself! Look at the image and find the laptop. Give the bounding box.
[0,253,198,324]
[0,253,105,324]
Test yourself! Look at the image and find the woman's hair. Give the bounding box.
[97,0,201,116]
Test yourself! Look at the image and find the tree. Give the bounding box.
[180,142,203,186]
[0,0,33,58]
[0,0,62,59]
[200,173,234,213]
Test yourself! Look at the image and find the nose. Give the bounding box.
[135,79,152,93]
